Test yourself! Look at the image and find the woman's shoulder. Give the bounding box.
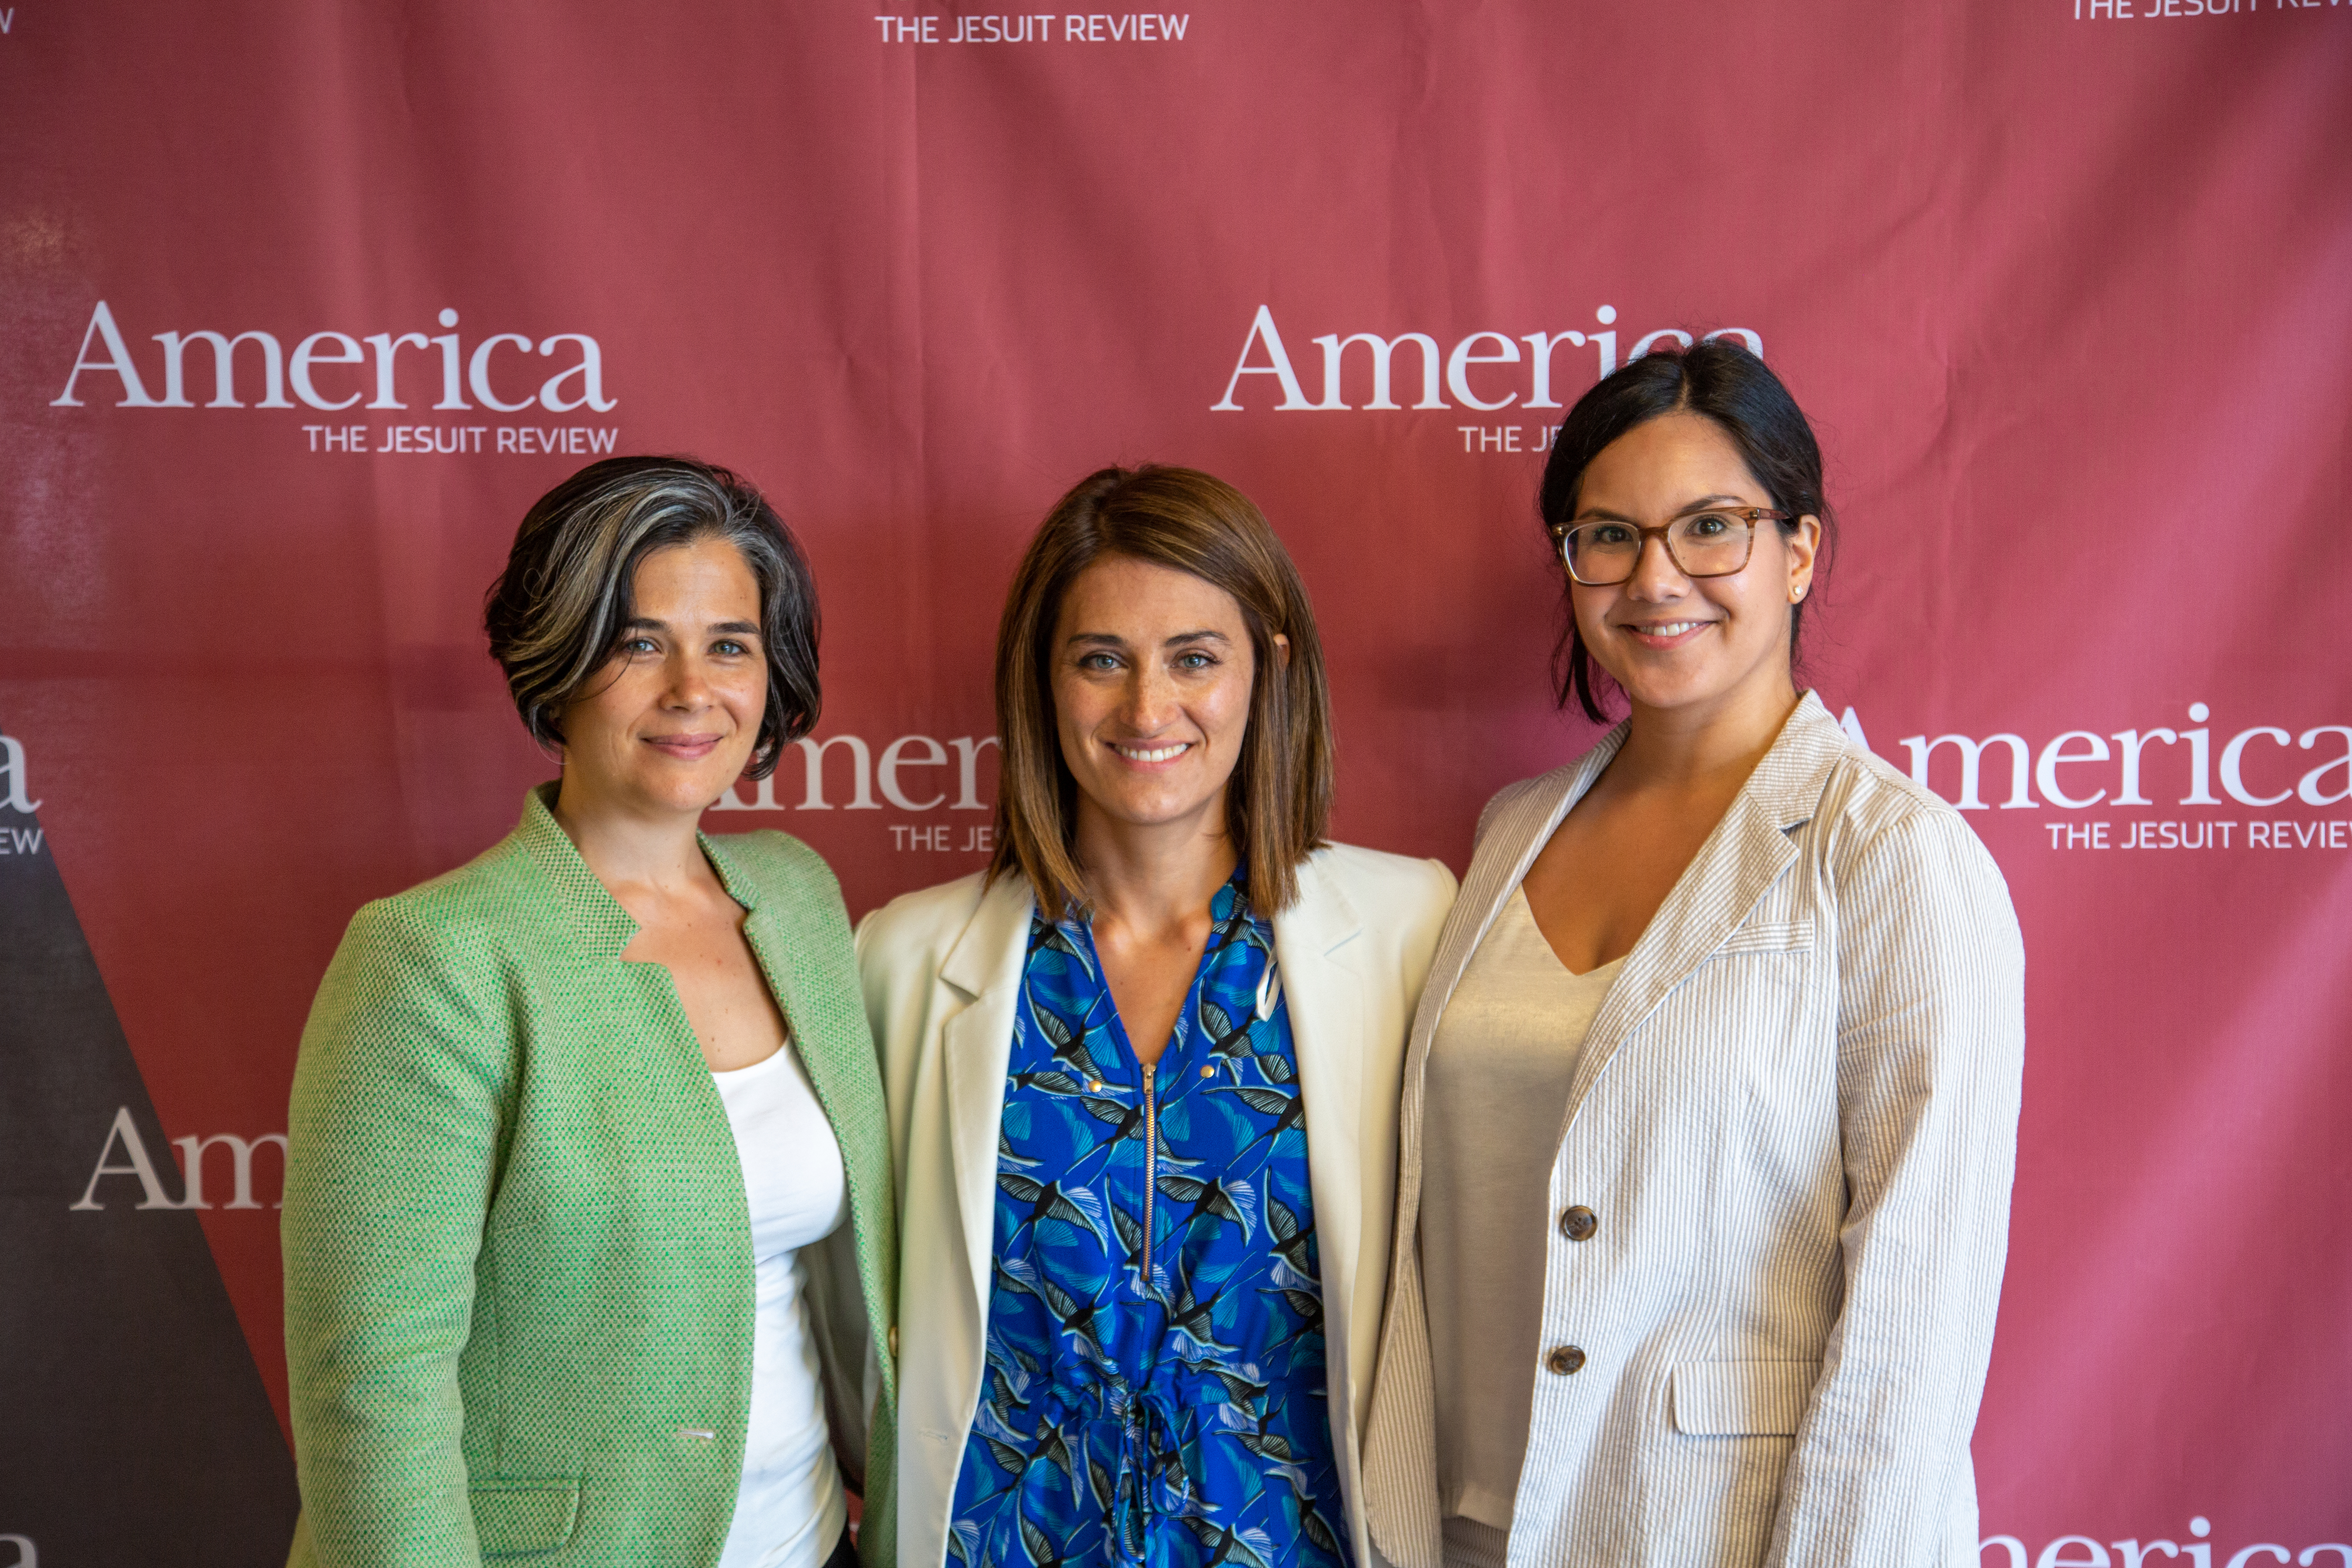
[1301,844,1459,962]
[1465,751,1606,855]
[306,837,555,1035]
[1305,840,1458,911]
[1809,732,2013,901]
[341,832,547,959]
[1477,767,1571,837]
[1815,731,1973,841]
[854,867,1002,961]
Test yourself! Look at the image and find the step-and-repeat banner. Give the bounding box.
[3,1,2348,1561]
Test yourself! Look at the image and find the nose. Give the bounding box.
[1623,530,1691,601]
[661,649,715,708]
[1117,662,1180,731]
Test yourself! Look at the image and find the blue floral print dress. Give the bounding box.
[950,875,1351,1568]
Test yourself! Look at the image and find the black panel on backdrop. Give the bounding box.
[0,761,297,1555]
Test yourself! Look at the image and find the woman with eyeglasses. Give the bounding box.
[1362,343,2025,1568]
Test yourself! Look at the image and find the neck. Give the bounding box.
[1615,672,1804,792]
[550,772,711,894]
[1070,796,1239,935]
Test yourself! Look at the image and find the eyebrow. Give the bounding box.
[622,617,762,636]
[1572,493,1753,522]
[1065,629,1232,650]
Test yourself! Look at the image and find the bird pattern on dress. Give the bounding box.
[951,876,1350,1568]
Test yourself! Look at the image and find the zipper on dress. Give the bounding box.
[1140,1059,1158,1295]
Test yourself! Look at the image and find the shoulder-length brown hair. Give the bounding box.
[988,465,1333,919]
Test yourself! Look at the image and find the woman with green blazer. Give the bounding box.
[283,458,897,1568]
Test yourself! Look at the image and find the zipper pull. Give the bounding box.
[1141,1059,1159,1295]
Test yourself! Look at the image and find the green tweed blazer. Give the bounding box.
[284,785,898,1568]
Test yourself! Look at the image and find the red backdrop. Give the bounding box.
[3,1,2349,1559]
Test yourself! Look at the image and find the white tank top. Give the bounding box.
[710,1042,851,1568]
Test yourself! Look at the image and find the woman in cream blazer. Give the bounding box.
[858,467,1454,1568]
[1364,346,2025,1568]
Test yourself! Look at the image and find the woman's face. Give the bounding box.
[1049,555,1281,844]
[557,537,768,820]
[1568,412,1820,725]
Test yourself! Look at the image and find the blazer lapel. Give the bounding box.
[936,875,1036,1321]
[697,835,828,1082]
[1410,728,1626,1062]
[512,782,639,958]
[1567,693,1844,1113]
[1273,857,1368,1336]
[715,847,904,1410]
[715,852,856,1133]
[729,895,817,1059]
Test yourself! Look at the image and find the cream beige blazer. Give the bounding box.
[1363,694,2026,1568]
[857,844,1457,1568]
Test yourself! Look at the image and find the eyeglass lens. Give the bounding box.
[1563,513,1755,584]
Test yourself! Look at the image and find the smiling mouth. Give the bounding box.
[1108,740,1192,764]
[1626,621,1712,639]
[646,733,723,755]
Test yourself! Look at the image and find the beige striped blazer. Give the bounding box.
[1362,693,2025,1568]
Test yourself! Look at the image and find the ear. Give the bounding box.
[1786,514,1823,602]
[1270,631,1292,670]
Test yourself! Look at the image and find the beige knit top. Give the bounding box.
[1419,884,1622,1566]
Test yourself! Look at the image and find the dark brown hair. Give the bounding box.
[483,456,820,777]
[988,465,1333,918]
[1537,340,1834,722]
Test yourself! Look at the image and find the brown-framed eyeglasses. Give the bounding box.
[1551,507,1788,586]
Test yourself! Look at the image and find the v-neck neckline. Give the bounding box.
[1056,875,1254,1088]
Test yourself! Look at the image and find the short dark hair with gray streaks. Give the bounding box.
[484,456,821,779]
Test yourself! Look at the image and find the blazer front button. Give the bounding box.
[887,1325,900,1359]
[1560,1205,1598,1242]
[1545,1345,1586,1376]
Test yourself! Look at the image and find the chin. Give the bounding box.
[635,773,739,816]
[1615,673,1727,712]
[1092,788,1217,830]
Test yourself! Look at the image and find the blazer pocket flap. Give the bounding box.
[471,1481,581,1558]
[1671,1360,1820,1437]
[1715,918,1814,956]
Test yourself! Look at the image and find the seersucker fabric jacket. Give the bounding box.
[283,784,898,1568]
[855,844,1456,1568]
[1362,693,2026,1568]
